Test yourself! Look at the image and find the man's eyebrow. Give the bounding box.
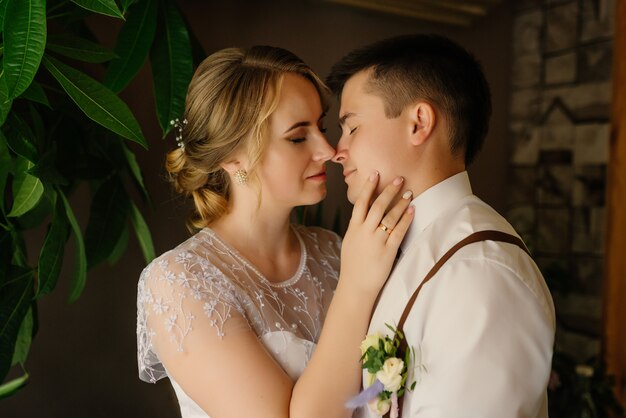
[284,112,327,134]
[338,112,355,126]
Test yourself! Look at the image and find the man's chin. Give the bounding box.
[346,189,357,204]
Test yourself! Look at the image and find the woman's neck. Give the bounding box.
[209,203,301,282]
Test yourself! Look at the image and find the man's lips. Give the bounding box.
[343,169,356,179]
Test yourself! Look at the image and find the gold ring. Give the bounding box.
[378,223,391,234]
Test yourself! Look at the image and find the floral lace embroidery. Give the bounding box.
[137,225,341,384]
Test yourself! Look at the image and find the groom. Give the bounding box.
[327,34,555,417]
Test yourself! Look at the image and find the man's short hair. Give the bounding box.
[326,34,492,166]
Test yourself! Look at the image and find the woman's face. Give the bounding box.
[256,73,335,208]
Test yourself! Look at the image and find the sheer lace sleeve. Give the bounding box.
[137,248,250,383]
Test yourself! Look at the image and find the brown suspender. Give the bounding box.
[380,230,530,418]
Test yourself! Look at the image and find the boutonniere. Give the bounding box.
[346,324,415,417]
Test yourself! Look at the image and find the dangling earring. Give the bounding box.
[234,169,248,185]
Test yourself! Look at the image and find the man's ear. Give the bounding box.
[408,101,436,146]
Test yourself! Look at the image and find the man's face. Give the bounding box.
[332,70,411,203]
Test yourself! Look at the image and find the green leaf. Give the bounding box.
[0,68,13,126]
[120,0,136,13]
[70,0,123,19]
[46,34,116,63]
[129,201,154,263]
[36,194,69,297]
[0,370,28,400]
[104,0,157,93]
[11,307,33,365]
[107,221,128,264]
[58,190,87,303]
[4,114,38,162]
[84,176,130,268]
[7,222,27,267]
[17,80,49,107]
[3,0,47,99]
[121,142,149,201]
[0,0,9,32]
[15,182,54,229]
[42,55,147,148]
[0,133,10,212]
[0,229,11,283]
[28,145,66,185]
[7,158,43,218]
[0,266,33,382]
[150,0,192,135]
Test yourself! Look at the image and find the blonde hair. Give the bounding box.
[165,46,329,230]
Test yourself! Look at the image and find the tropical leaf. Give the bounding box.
[84,175,130,268]
[36,194,69,297]
[70,0,123,19]
[0,0,8,32]
[7,158,43,218]
[0,68,13,126]
[0,370,28,399]
[104,0,157,93]
[0,228,11,283]
[107,221,128,264]
[10,307,33,365]
[8,221,27,267]
[15,183,55,229]
[3,0,47,99]
[121,142,149,201]
[43,55,147,147]
[46,34,116,63]
[4,114,38,162]
[150,0,192,135]
[28,144,66,185]
[0,132,10,211]
[58,190,87,303]
[18,80,50,107]
[129,200,154,263]
[0,265,33,382]
[119,0,136,13]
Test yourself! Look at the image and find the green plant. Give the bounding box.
[549,352,625,417]
[0,0,196,399]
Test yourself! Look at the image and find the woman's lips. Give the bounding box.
[307,171,327,181]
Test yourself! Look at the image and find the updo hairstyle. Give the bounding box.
[165,46,329,229]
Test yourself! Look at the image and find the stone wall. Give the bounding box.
[508,0,614,361]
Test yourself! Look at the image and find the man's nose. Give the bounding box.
[332,147,346,163]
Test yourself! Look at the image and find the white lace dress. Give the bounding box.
[136,225,341,418]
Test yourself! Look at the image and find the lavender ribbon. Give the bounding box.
[345,379,385,409]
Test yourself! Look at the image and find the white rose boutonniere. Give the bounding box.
[346,324,416,418]
[377,357,404,392]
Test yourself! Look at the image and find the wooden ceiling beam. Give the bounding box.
[327,0,475,26]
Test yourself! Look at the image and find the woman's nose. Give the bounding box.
[314,137,336,162]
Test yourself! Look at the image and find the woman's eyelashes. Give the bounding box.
[287,125,326,144]
[349,126,358,135]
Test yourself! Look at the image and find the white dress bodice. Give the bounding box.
[136,225,341,417]
[169,331,316,418]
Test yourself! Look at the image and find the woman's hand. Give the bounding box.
[339,171,414,298]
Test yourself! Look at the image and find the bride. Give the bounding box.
[136,45,413,418]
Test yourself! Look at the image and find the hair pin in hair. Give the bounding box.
[170,118,188,150]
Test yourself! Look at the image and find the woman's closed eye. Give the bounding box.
[288,137,306,144]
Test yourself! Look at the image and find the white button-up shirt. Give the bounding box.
[362,172,555,418]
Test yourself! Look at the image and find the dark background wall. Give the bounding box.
[2,1,513,417]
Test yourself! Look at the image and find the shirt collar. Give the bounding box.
[400,171,473,253]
